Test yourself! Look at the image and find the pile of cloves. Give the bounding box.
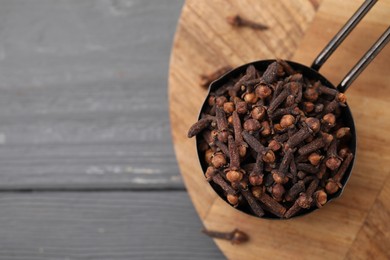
[188,60,354,219]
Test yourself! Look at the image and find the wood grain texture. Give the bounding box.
[345,174,390,260]
[293,4,390,259]
[0,191,224,260]
[0,0,184,189]
[169,0,390,259]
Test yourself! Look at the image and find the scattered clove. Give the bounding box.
[227,15,268,30]
[202,228,249,245]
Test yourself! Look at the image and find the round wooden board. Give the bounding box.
[169,0,390,259]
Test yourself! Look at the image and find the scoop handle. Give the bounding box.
[338,27,390,92]
[311,0,377,71]
[310,0,390,93]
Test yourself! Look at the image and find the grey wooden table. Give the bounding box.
[0,1,224,259]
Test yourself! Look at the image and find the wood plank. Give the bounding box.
[0,191,224,260]
[345,174,390,260]
[0,0,184,189]
[169,0,390,259]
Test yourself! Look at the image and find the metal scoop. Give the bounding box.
[196,0,389,218]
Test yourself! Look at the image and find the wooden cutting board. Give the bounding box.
[169,0,390,259]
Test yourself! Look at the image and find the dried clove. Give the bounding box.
[317,82,338,97]
[289,158,298,182]
[286,125,312,149]
[264,173,275,187]
[297,170,307,180]
[285,181,305,202]
[202,228,249,245]
[241,189,265,217]
[272,148,294,184]
[268,87,290,114]
[227,15,268,30]
[204,149,214,165]
[338,147,351,159]
[223,102,235,114]
[227,193,240,206]
[211,152,227,168]
[215,96,227,107]
[232,111,247,157]
[258,193,286,218]
[188,117,214,138]
[255,85,272,100]
[314,189,327,208]
[241,130,266,153]
[212,173,236,196]
[268,139,281,152]
[262,62,283,84]
[249,153,264,186]
[322,113,336,131]
[284,178,319,218]
[303,101,315,113]
[280,114,296,129]
[274,132,289,143]
[260,121,272,136]
[235,101,248,114]
[213,136,228,155]
[243,119,261,132]
[269,105,299,120]
[326,139,342,171]
[251,186,264,198]
[308,152,323,166]
[270,183,285,202]
[277,59,295,75]
[216,107,229,143]
[336,127,350,139]
[316,161,327,180]
[304,87,319,102]
[297,136,325,156]
[225,136,244,183]
[205,166,218,181]
[251,105,266,120]
[325,153,353,194]
[297,163,319,174]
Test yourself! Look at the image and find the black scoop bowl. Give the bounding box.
[196,60,357,219]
